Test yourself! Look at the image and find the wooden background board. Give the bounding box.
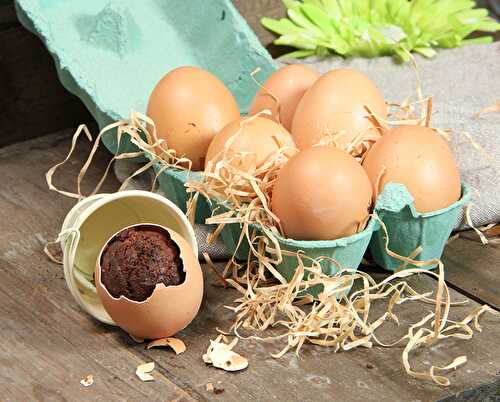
[0,131,498,401]
[443,232,500,311]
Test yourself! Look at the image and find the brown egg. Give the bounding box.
[205,116,296,172]
[291,69,387,150]
[271,146,373,240]
[95,224,203,340]
[147,66,240,170]
[362,125,461,212]
[248,64,320,131]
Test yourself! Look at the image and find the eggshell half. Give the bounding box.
[248,64,320,131]
[95,225,203,339]
[362,125,461,212]
[147,66,240,170]
[291,69,387,149]
[205,116,296,172]
[271,146,373,240]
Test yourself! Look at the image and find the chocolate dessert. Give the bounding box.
[100,225,185,301]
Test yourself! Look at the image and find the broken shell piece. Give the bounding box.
[80,374,94,387]
[203,336,248,372]
[212,351,248,372]
[206,383,214,392]
[136,362,155,382]
[147,337,186,355]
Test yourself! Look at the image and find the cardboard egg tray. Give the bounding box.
[15,0,277,155]
[156,173,470,278]
[17,0,471,279]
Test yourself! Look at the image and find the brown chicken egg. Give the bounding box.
[205,116,296,172]
[248,64,320,131]
[271,146,373,240]
[95,224,203,340]
[147,66,240,170]
[291,69,387,150]
[362,125,461,212]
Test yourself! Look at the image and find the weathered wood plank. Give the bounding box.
[126,270,500,402]
[0,27,93,147]
[0,131,199,402]
[232,0,283,44]
[442,232,500,311]
[0,132,499,401]
[0,3,18,31]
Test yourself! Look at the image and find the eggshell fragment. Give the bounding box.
[80,375,94,387]
[205,116,296,172]
[95,225,203,340]
[291,69,387,149]
[203,336,248,372]
[248,64,320,131]
[136,362,155,382]
[146,337,186,355]
[147,66,240,170]
[271,146,373,240]
[362,125,461,212]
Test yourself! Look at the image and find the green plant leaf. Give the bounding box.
[279,49,317,58]
[261,0,500,60]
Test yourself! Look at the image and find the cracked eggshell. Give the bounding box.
[205,116,295,172]
[147,66,240,171]
[95,225,203,340]
[248,64,320,131]
[291,69,387,149]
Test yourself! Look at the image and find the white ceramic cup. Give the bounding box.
[59,190,197,325]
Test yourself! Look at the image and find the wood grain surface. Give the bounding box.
[0,25,93,147]
[443,231,500,310]
[0,132,499,401]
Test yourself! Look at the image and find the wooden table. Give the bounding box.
[0,2,499,401]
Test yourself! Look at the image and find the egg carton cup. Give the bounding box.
[369,182,472,271]
[214,182,471,291]
[216,201,378,296]
[58,190,197,324]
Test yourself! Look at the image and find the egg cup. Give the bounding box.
[59,190,198,326]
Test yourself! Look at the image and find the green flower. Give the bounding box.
[262,0,500,61]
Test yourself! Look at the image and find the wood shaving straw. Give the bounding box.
[474,101,500,118]
[45,111,191,200]
[250,67,282,126]
[186,136,498,385]
[185,56,498,386]
[129,334,144,343]
[43,239,63,265]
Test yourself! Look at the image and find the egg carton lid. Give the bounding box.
[15,0,277,155]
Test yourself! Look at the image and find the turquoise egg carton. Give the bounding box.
[16,0,277,211]
[152,162,212,224]
[214,182,470,292]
